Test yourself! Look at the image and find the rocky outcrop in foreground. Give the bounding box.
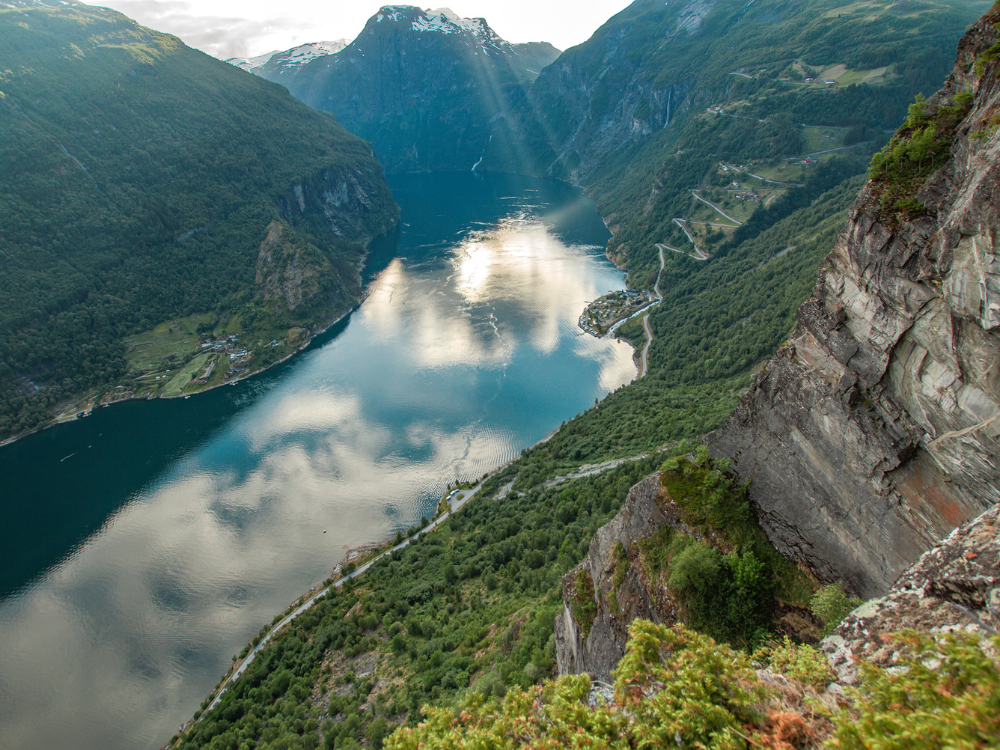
[824,504,999,684]
[555,474,682,681]
[708,9,1000,598]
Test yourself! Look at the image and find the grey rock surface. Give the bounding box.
[823,504,1000,684]
[708,11,1000,598]
[555,473,700,680]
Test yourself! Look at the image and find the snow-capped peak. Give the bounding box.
[267,40,348,71]
[228,40,348,75]
[374,5,499,42]
[227,50,281,72]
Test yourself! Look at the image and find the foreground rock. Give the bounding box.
[708,10,1000,598]
[824,504,1000,684]
[555,474,679,681]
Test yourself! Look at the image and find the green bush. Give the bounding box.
[755,636,835,688]
[811,582,863,636]
[831,631,1000,749]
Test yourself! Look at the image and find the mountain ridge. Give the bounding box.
[247,5,560,173]
[0,2,398,441]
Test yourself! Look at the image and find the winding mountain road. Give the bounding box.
[663,223,709,261]
[690,190,743,225]
[637,244,666,378]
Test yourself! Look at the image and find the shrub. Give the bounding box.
[831,631,1000,749]
[755,637,835,688]
[385,621,766,750]
[569,568,599,638]
[810,582,862,636]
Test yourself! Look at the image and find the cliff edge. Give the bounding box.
[708,9,1000,597]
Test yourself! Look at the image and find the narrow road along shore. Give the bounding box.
[204,480,485,714]
[637,244,666,378]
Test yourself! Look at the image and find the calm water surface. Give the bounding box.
[0,173,635,749]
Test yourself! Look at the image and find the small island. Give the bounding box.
[578,289,652,336]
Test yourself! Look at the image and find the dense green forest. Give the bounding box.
[0,5,397,439]
[509,0,988,285]
[177,440,852,750]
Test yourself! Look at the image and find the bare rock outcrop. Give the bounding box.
[823,504,1000,684]
[255,221,340,317]
[555,473,699,680]
[708,10,1000,598]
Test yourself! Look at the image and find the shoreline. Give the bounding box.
[0,297,366,451]
[189,476,495,734]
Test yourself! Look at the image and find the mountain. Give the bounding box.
[252,6,560,172]
[226,49,281,72]
[228,40,349,75]
[0,3,397,441]
[708,5,1000,597]
[176,3,1000,749]
[509,0,989,283]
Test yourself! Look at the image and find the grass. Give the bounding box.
[749,160,810,182]
[163,352,211,397]
[125,313,212,373]
[802,126,846,153]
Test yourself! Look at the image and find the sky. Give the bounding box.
[86,0,635,60]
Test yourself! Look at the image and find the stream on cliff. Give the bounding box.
[0,172,636,750]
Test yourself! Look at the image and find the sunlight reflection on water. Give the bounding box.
[0,173,635,750]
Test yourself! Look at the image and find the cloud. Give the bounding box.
[91,0,300,58]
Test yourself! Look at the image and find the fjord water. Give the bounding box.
[0,173,635,750]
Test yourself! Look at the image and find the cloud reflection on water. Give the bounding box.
[0,174,636,750]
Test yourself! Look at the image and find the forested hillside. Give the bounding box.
[0,4,397,440]
[503,0,989,285]
[170,1,1000,748]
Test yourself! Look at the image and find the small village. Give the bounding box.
[578,289,651,336]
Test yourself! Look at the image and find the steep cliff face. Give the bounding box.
[255,221,344,324]
[525,0,706,178]
[708,12,1000,598]
[554,467,819,680]
[555,474,683,681]
[277,165,398,245]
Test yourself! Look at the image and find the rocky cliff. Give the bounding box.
[555,475,680,681]
[554,468,819,680]
[277,165,397,246]
[823,503,999,685]
[708,10,1000,598]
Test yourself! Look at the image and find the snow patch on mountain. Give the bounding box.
[228,50,280,72]
[374,5,501,44]
[412,8,487,36]
[229,40,348,75]
[266,41,348,72]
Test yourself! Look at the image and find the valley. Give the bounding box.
[2,0,999,749]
